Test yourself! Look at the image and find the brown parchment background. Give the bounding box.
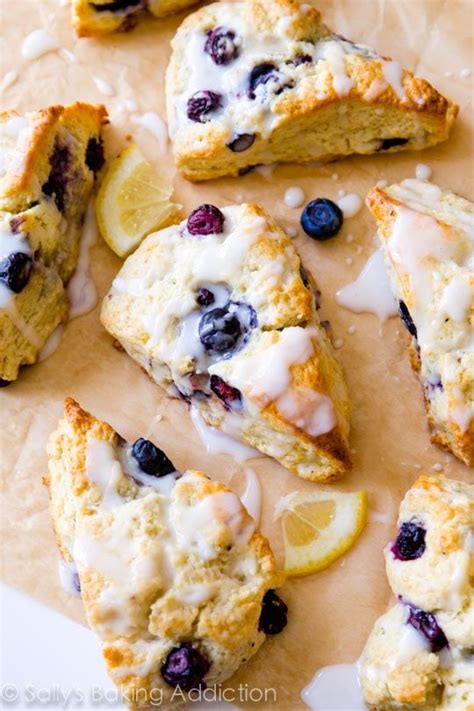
[0,0,473,708]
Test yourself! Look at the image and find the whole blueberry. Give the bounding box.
[405,604,448,652]
[187,204,225,236]
[258,590,288,635]
[187,90,223,123]
[199,305,242,355]
[300,199,343,240]
[227,133,256,153]
[131,438,175,477]
[161,644,210,690]
[0,252,33,293]
[391,521,426,561]
[248,63,278,99]
[204,27,240,65]
[210,374,242,409]
[398,300,417,339]
[196,288,215,306]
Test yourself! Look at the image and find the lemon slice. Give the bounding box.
[275,490,368,577]
[95,143,180,257]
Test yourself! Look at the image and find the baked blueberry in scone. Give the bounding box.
[101,202,351,482]
[0,103,107,383]
[72,0,202,37]
[360,474,474,710]
[166,0,458,181]
[45,398,286,707]
[366,179,473,467]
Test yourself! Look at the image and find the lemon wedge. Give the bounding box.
[275,490,368,577]
[95,143,180,257]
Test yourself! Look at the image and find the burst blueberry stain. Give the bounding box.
[42,141,72,213]
[91,0,143,12]
[405,603,448,652]
[398,300,417,338]
[300,199,343,240]
[377,137,409,151]
[85,137,105,174]
[204,27,240,65]
[227,133,256,152]
[187,204,225,236]
[391,521,426,561]
[187,90,223,123]
[131,438,175,477]
[289,54,313,66]
[161,644,210,690]
[259,590,288,635]
[210,375,242,409]
[0,252,33,293]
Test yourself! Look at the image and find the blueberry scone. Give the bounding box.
[72,0,202,37]
[166,0,458,181]
[101,202,351,482]
[360,474,474,710]
[366,179,474,467]
[0,103,107,384]
[45,398,286,707]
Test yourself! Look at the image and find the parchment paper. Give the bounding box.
[1,1,473,708]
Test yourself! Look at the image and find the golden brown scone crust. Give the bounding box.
[101,202,351,482]
[360,474,474,710]
[45,398,283,709]
[166,0,458,181]
[72,0,202,37]
[366,179,473,467]
[0,103,107,383]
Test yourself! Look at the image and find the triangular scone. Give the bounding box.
[72,0,201,37]
[366,179,473,467]
[101,202,351,481]
[166,0,458,181]
[45,399,285,707]
[360,474,474,710]
[0,103,107,383]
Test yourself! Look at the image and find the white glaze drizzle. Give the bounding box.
[381,60,405,100]
[284,186,306,209]
[93,76,115,97]
[337,193,363,218]
[38,324,64,362]
[132,113,168,154]
[240,467,261,525]
[336,248,398,321]
[67,201,98,319]
[0,283,43,348]
[301,662,367,710]
[1,70,19,91]
[190,404,261,463]
[415,163,432,181]
[21,30,59,60]
[58,559,81,597]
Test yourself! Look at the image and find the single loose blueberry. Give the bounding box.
[0,252,33,293]
[398,300,417,339]
[391,521,426,561]
[204,27,240,65]
[161,644,210,690]
[259,590,288,635]
[248,63,278,99]
[187,90,223,123]
[300,199,343,240]
[85,137,105,174]
[405,604,448,652]
[196,288,215,307]
[377,137,409,151]
[187,204,224,236]
[131,438,175,477]
[210,375,242,409]
[227,133,256,153]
